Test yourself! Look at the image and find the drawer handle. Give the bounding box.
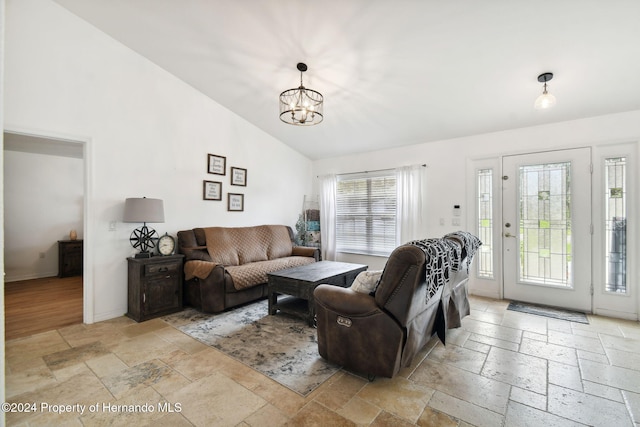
[158,267,169,273]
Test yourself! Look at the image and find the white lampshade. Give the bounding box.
[123,198,165,223]
[534,92,557,110]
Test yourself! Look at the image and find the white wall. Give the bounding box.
[4,0,313,321]
[313,110,640,303]
[3,149,84,281]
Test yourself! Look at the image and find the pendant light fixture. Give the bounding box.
[534,72,556,110]
[279,63,324,126]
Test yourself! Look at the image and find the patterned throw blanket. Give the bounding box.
[407,232,482,302]
[444,231,483,272]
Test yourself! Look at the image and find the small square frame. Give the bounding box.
[203,180,222,201]
[208,154,226,175]
[227,193,244,211]
[230,167,247,186]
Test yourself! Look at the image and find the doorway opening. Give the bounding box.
[3,131,87,339]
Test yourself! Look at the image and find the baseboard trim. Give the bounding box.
[4,271,59,283]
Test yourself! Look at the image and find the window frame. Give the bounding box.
[335,171,397,257]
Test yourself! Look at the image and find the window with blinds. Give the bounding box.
[335,171,397,256]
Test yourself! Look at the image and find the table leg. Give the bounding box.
[268,290,277,315]
[307,299,315,327]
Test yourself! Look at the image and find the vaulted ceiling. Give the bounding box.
[54,0,640,159]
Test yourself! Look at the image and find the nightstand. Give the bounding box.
[58,240,83,277]
[126,254,184,322]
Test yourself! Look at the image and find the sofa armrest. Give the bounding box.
[183,261,228,313]
[184,260,220,280]
[292,245,320,261]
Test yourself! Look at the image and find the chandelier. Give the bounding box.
[279,63,324,126]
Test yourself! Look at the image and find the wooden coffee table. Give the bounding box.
[268,261,367,326]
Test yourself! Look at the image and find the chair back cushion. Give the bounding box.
[374,245,428,326]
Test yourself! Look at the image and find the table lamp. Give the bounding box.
[123,197,165,258]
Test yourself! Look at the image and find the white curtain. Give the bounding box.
[318,174,337,261]
[396,165,426,245]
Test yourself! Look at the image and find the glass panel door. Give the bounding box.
[519,162,572,287]
[503,149,592,312]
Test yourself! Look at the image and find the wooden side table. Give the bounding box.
[127,254,184,322]
[58,240,83,277]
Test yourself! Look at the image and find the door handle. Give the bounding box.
[504,232,517,238]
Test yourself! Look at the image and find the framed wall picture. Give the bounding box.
[227,193,244,211]
[230,167,247,186]
[203,180,222,200]
[208,154,226,175]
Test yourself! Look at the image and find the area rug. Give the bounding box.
[507,301,589,324]
[162,299,340,396]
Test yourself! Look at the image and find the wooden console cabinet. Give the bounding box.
[127,255,184,322]
[58,240,83,278]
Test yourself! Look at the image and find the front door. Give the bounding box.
[502,148,592,312]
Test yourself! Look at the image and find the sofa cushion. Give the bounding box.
[236,226,270,264]
[225,256,315,290]
[266,225,294,260]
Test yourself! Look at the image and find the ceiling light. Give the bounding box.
[279,63,324,126]
[534,72,556,110]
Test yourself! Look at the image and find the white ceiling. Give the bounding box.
[54,0,640,160]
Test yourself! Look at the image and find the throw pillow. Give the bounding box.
[350,270,383,294]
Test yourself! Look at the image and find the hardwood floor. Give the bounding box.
[4,276,83,340]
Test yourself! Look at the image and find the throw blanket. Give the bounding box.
[407,232,482,303]
[184,260,216,281]
[444,231,482,272]
[406,238,456,302]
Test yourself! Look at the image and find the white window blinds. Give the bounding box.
[335,171,397,256]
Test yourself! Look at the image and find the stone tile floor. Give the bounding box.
[4,295,640,426]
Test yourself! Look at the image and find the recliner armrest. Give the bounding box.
[314,285,380,316]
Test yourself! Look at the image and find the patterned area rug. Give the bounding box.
[163,299,340,396]
[507,301,589,324]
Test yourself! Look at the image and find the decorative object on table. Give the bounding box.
[163,299,339,396]
[279,62,324,126]
[123,197,164,258]
[207,154,226,175]
[69,229,77,240]
[230,167,247,186]
[534,72,556,110]
[227,193,244,212]
[203,180,222,200]
[157,233,176,256]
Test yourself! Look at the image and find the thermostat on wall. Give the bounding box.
[453,205,461,216]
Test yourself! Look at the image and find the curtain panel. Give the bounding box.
[318,174,337,261]
[396,164,426,245]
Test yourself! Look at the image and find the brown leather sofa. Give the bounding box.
[177,225,319,313]
[314,233,479,379]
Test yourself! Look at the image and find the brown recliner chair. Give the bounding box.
[314,237,475,379]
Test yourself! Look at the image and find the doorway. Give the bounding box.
[3,131,87,336]
[502,148,592,312]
